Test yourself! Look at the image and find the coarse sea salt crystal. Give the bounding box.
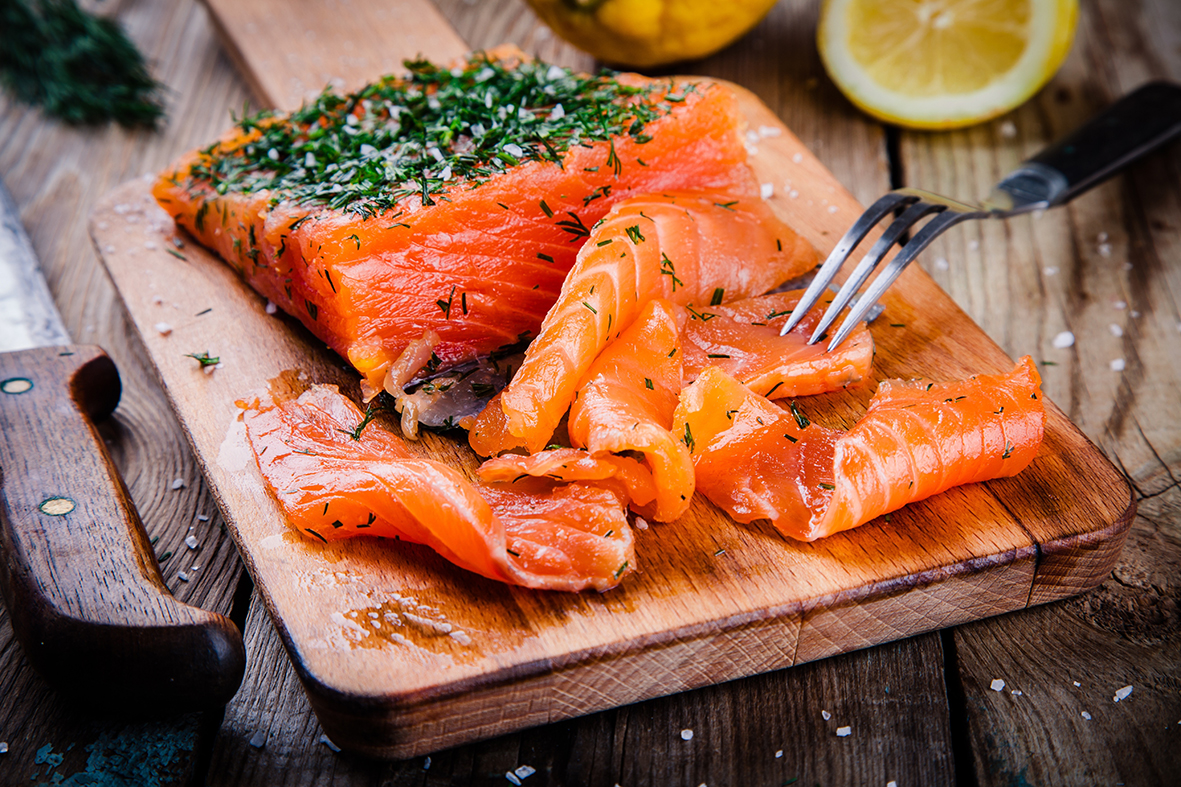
[1114,300,1127,310]
[789,190,800,199]
[423,756,431,769]
[634,516,649,530]
[265,301,278,315]
[760,183,774,199]
[758,125,782,138]
[515,765,536,779]
[0,742,7,754]
[178,572,190,582]
[1044,266,1059,276]
[991,679,1006,692]
[549,104,565,121]
[319,734,340,752]
[828,205,838,214]
[506,772,522,786]
[1082,711,1092,720]
[1110,359,1126,372]
[171,478,185,490]
[1053,330,1075,349]
[1000,120,1017,138]
[1098,243,1113,257]
[503,143,524,158]
[792,152,803,164]
[888,782,898,787]
[775,750,783,758]
[821,710,831,720]
[185,535,199,550]
[155,322,173,336]
[1074,681,1081,687]
[969,239,980,251]
[935,257,950,271]
[836,726,851,737]
[1113,685,1133,702]
[197,514,209,522]
[681,729,694,741]
[249,729,266,748]
[1110,324,1124,337]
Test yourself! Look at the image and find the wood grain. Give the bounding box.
[899,0,1181,781]
[90,0,1131,754]
[0,0,250,781]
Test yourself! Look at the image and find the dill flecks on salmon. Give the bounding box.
[674,357,1045,541]
[239,384,636,592]
[153,49,756,395]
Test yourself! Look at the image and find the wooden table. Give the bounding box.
[1,0,1177,783]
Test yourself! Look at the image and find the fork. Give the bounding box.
[782,80,1181,351]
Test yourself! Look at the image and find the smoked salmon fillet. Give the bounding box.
[239,384,635,591]
[154,51,760,396]
[674,358,1045,541]
[478,190,818,454]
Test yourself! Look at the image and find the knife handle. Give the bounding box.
[0,346,245,711]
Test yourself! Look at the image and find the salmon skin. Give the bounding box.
[154,49,756,396]
[675,357,1046,541]
[239,384,635,592]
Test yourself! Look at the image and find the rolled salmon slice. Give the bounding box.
[482,189,819,455]
[239,385,635,591]
[674,357,1045,541]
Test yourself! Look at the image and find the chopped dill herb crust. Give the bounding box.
[154,46,753,395]
[182,52,685,218]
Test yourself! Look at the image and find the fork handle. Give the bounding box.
[998,81,1181,209]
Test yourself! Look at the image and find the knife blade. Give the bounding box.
[0,180,244,711]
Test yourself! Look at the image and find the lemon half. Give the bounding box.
[819,0,1078,129]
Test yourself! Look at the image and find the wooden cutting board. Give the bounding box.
[89,0,1133,758]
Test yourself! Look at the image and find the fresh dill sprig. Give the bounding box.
[0,0,165,127]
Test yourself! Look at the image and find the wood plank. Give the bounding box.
[209,589,956,786]
[897,0,1181,780]
[88,0,1129,759]
[0,0,250,781]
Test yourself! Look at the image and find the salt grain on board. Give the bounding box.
[248,729,266,748]
[1113,685,1133,702]
[1082,711,1092,720]
[1114,300,1127,310]
[1052,330,1075,348]
[185,535,199,549]
[171,478,184,490]
[821,710,831,720]
[888,782,898,787]
[836,726,851,737]
[319,734,340,752]
[792,152,803,163]
[935,257,950,271]
[1098,243,1112,257]
[775,750,783,758]
[760,183,774,199]
[999,120,1017,138]
[505,772,521,785]
[154,322,173,336]
[266,301,278,315]
[1111,359,1126,372]
[515,765,536,779]
[1074,681,1081,687]
[0,742,6,754]
[681,729,694,741]
[1044,266,1059,276]
[991,679,1006,692]
[197,514,209,522]
[1110,324,1124,337]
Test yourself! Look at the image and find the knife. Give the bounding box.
[0,180,245,711]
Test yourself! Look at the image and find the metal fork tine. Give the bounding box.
[807,200,944,343]
[779,191,917,336]
[825,210,971,351]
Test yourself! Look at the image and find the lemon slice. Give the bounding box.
[818,0,1078,129]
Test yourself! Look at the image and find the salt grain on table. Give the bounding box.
[888,782,898,787]
[1053,330,1075,349]
[681,729,694,741]
[185,535,199,549]
[1044,266,1059,276]
[836,726,851,737]
[1074,681,1082,687]
[935,256,950,271]
[1098,243,1113,257]
[197,514,209,522]
[775,750,783,758]
[1000,120,1017,138]
[249,729,266,748]
[792,152,803,163]
[1113,685,1133,702]
[991,678,1006,692]
[171,478,184,490]
[1114,300,1127,309]
[177,571,189,582]
[760,183,774,199]
[1110,324,1124,337]
[821,710,831,720]
[1111,359,1126,371]
[0,742,6,754]
[154,322,173,336]
[1082,711,1092,720]
[515,765,536,779]
[505,772,521,785]
[266,300,278,315]
[318,733,340,752]
[423,756,431,769]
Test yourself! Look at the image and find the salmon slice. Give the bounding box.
[239,384,635,591]
[482,191,818,454]
[680,290,874,398]
[566,299,695,521]
[154,51,755,395]
[674,358,1045,541]
[477,447,658,511]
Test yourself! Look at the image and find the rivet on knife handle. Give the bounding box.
[0,346,245,711]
